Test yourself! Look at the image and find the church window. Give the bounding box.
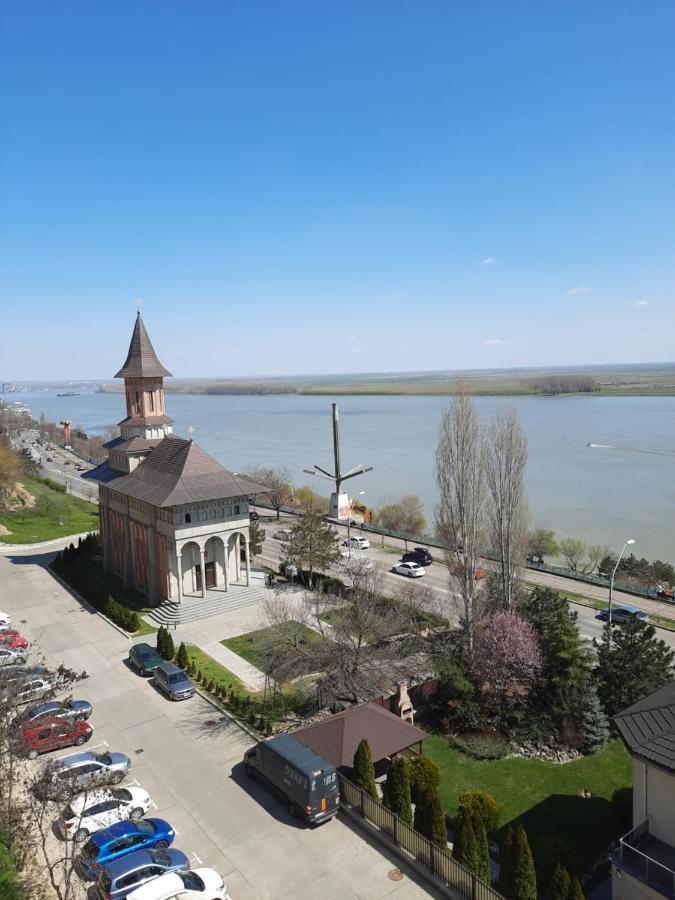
[149,391,155,412]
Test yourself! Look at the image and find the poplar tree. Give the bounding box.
[352,739,377,800]
[497,824,515,897]
[512,823,537,900]
[414,786,447,848]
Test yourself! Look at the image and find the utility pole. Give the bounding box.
[303,403,373,521]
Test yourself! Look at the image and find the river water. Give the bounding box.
[10,390,675,562]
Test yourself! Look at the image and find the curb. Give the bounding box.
[191,679,261,743]
[47,568,134,643]
[0,531,95,553]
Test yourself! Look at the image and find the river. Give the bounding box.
[9,390,675,562]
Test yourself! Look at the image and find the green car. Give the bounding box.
[128,643,163,677]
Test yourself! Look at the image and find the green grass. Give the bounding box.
[222,622,322,672]
[0,478,99,543]
[425,735,632,865]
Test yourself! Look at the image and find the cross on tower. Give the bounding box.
[133,298,143,315]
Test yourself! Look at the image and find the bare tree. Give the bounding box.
[558,537,587,572]
[247,466,293,520]
[435,389,486,650]
[585,543,610,575]
[484,406,528,609]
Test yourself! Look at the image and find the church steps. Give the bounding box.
[146,586,267,625]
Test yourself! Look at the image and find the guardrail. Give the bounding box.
[338,773,503,900]
[617,819,675,896]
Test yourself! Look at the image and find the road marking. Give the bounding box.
[190,852,202,865]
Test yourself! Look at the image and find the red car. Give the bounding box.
[0,628,20,638]
[451,564,487,580]
[21,716,93,759]
[0,634,28,650]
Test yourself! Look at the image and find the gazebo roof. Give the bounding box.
[85,434,269,507]
[114,312,172,379]
[292,702,427,769]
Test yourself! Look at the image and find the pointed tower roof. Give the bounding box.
[114,312,172,379]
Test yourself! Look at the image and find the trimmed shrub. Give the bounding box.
[382,758,412,825]
[549,864,571,900]
[352,739,378,800]
[177,642,189,670]
[408,755,440,805]
[163,629,175,661]
[533,837,580,894]
[498,824,515,897]
[458,789,501,834]
[452,732,508,760]
[414,786,447,849]
[568,876,585,900]
[513,823,537,900]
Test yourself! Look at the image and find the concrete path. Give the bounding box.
[202,641,266,691]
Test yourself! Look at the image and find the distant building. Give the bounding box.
[612,680,675,900]
[85,313,267,605]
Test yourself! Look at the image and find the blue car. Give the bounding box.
[77,818,175,881]
[596,605,649,624]
[94,847,190,900]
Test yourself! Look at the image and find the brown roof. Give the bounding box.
[103,435,163,452]
[292,702,427,769]
[615,681,675,775]
[117,414,173,428]
[85,434,269,507]
[114,313,172,379]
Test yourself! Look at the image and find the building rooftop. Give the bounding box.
[85,433,269,506]
[292,701,427,769]
[615,680,675,775]
[114,312,172,379]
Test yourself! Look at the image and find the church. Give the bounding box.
[85,312,267,606]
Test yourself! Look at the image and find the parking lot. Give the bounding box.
[0,544,436,899]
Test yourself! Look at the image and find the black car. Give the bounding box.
[20,700,93,726]
[402,547,433,566]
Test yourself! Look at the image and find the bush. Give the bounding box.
[407,755,440,805]
[352,739,378,799]
[533,837,580,892]
[177,642,189,670]
[452,732,509,760]
[382,758,412,825]
[414,785,447,849]
[458,789,501,833]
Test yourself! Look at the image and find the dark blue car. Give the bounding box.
[77,818,175,881]
[94,847,190,899]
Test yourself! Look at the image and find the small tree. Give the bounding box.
[285,510,341,590]
[161,628,175,661]
[527,526,558,564]
[156,626,166,659]
[176,642,189,670]
[382,758,412,825]
[498,824,515,896]
[469,610,542,707]
[458,789,501,834]
[473,810,491,883]
[248,520,266,558]
[568,876,585,900]
[453,804,477,870]
[414,785,447,848]
[512,823,537,900]
[408,755,441,805]
[580,685,609,753]
[558,538,586,572]
[247,466,293,520]
[399,494,426,550]
[352,739,377,799]
[548,863,571,900]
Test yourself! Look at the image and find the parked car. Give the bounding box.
[1,672,53,704]
[153,662,195,701]
[21,699,92,726]
[249,510,260,522]
[273,529,293,541]
[0,610,11,627]
[402,547,433,567]
[128,643,163,677]
[0,633,29,651]
[94,847,190,899]
[75,464,85,471]
[63,460,71,465]
[127,868,229,900]
[21,716,92,759]
[596,605,650,624]
[59,786,153,842]
[244,732,339,824]
[0,627,21,639]
[391,561,426,578]
[0,645,27,667]
[343,535,370,550]
[37,749,130,800]
[46,456,53,462]
[77,819,176,881]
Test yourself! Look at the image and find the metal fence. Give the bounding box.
[338,773,504,900]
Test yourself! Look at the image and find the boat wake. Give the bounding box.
[587,442,675,456]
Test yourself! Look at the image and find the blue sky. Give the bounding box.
[2,1,674,379]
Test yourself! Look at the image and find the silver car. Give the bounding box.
[0,645,27,668]
[38,750,131,800]
[21,699,92,726]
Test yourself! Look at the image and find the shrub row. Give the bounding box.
[50,551,140,633]
[182,654,274,734]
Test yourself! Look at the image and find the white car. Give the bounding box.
[127,868,229,900]
[273,529,293,541]
[343,536,370,550]
[59,785,152,841]
[0,611,11,628]
[0,645,27,667]
[391,561,426,578]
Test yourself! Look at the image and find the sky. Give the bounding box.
[1,1,674,380]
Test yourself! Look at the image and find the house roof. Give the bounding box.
[292,702,427,769]
[114,312,172,379]
[85,433,269,507]
[614,681,675,775]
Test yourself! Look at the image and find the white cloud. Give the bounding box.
[483,338,506,347]
[347,335,357,342]
[482,257,495,265]
[633,299,648,307]
[565,287,591,295]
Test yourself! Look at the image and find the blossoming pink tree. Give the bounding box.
[469,610,543,702]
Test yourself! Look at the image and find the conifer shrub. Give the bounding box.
[458,789,501,834]
[407,755,440,804]
[414,786,447,849]
[352,739,378,800]
[548,864,571,900]
[177,642,189,670]
[382,758,412,826]
[512,823,537,900]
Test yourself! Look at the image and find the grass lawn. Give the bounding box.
[425,735,632,865]
[0,478,99,543]
[222,622,322,673]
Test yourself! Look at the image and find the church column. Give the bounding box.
[244,538,251,587]
[176,550,183,604]
[199,547,206,598]
[123,514,133,588]
[235,534,241,581]
[224,540,230,593]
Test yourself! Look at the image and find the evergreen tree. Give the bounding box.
[248,520,266,557]
[284,511,341,590]
[512,823,537,900]
[352,739,378,799]
[177,642,189,670]
[452,804,470,866]
[414,786,447,849]
[458,789,501,833]
[548,864,571,900]
[595,618,675,718]
[156,627,166,659]
[163,628,175,661]
[580,685,610,753]
[408,755,441,804]
[473,810,491,883]
[567,876,585,900]
[519,587,591,733]
[497,824,515,897]
[382,758,413,825]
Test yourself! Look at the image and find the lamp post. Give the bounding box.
[608,538,636,630]
[347,491,365,559]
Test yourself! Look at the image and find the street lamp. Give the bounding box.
[608,538,636,629]
[347,491,365,559]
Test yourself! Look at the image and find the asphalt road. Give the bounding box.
[0,544,438,900]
